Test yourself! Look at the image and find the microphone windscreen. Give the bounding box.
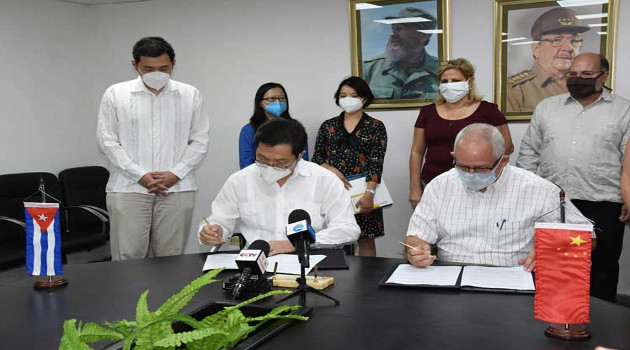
[248,240,270,256]
[288,209,311,224]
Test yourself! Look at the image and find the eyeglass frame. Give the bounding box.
[254,158,298,172]
[538,35,583,50]
[439,58,466,67]
[452,156,502,174]
[261,96,287,103]
[563,70,606,79]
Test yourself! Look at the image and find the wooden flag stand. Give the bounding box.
[30,178,69,290]
[34,276,68,290]
[543,190,590,341]
[544,323,590,341]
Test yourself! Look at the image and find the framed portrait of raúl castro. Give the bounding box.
[494,0,618,120]
[349,0,451,110]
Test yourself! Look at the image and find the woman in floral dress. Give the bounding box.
[312,76,388,257]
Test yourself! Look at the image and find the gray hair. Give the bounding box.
[453,123,505,159]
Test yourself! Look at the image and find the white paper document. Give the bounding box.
[202,253,239,270]
[266,254,327,275]
[347,174,393,213]
[460,266,535,291]
[202,253,327,275]
[385,264,462,286]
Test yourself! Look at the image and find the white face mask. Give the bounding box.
[439,80,470,103]
[338,97,363,113]
[141,71,170,90]
[257,160,297,185]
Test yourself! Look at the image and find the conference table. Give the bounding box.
[1,253,629,349]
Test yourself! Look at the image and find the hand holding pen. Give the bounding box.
[200,216,223,246]
[399,241,437,268]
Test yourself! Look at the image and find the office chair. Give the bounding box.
[58,166,110,260]
[0,172,60,271]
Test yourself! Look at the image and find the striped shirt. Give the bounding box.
[97,77,210,194]
[407,165,590,267]
[517,90,630,203]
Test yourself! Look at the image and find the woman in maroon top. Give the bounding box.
[408,58,514,208]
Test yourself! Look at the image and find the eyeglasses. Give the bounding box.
[261,96,287,103]
[453,157,501,174]
[539,36,583,50]
[254,159,296,171]
[564,70,605,79]
[440,59,466,67]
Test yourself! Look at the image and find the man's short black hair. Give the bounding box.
[132,37,175,63]
[254,119,307,158]
[334,76,375,108]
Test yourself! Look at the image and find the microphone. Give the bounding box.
[287,209,316,244]
[231,240,270,299]
[287,209,316,268]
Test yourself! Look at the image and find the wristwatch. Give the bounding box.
[365,188,376,195]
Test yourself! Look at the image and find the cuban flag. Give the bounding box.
[24,202,64,276]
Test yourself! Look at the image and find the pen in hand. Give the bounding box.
[398,241,438,260]
[202,216,223,247]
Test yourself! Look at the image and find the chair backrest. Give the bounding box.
[0,172,61,270]
[58,166,109,230]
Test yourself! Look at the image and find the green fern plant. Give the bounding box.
[59,268,308,350]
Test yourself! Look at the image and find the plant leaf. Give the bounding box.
[156,269,223,316]
[103,320,136,337]
[201,289,291,327]
[152,327,229,348]
[58,320,94,350]
[77,322,125,343]
[136,290,150,322]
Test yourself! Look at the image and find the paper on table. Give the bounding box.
[202,253,238,271]
[202,253,327,275]
[385,264,462,286]
[460,266,535,291]
[266,254,327,275]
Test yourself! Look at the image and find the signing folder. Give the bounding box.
[380,264,535,294]
[347,173,393,213]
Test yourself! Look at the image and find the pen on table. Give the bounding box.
[397,241,438,260]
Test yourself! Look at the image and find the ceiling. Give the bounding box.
[56,0,156,5]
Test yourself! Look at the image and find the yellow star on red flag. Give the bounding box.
[569,235,587,247]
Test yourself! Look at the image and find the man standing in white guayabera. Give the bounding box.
[97,37,209,260]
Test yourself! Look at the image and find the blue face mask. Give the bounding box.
[265,101,287,117]
[455,157,504,191]
[457,169,497,190]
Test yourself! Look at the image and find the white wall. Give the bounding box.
[1,0,628,294]
[0,0,98,174]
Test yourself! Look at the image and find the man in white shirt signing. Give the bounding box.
[97,37,210,260]
[405,123,589,269]
[199,119,360,255]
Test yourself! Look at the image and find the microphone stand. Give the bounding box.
[275,234,340,307]
[543,189,590,341]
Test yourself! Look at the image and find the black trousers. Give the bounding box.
[572,200,626,303]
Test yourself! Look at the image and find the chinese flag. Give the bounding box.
[534,223,593,324]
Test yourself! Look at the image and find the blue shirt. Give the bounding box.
[238,123,309,169]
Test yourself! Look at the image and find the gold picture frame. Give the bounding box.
[494,0,618,120]
[349,0,451,110]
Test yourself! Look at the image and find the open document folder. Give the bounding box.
[382,264,535,293]
[347,173,393,213]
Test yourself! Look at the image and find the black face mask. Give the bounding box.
[566,74,603,99]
